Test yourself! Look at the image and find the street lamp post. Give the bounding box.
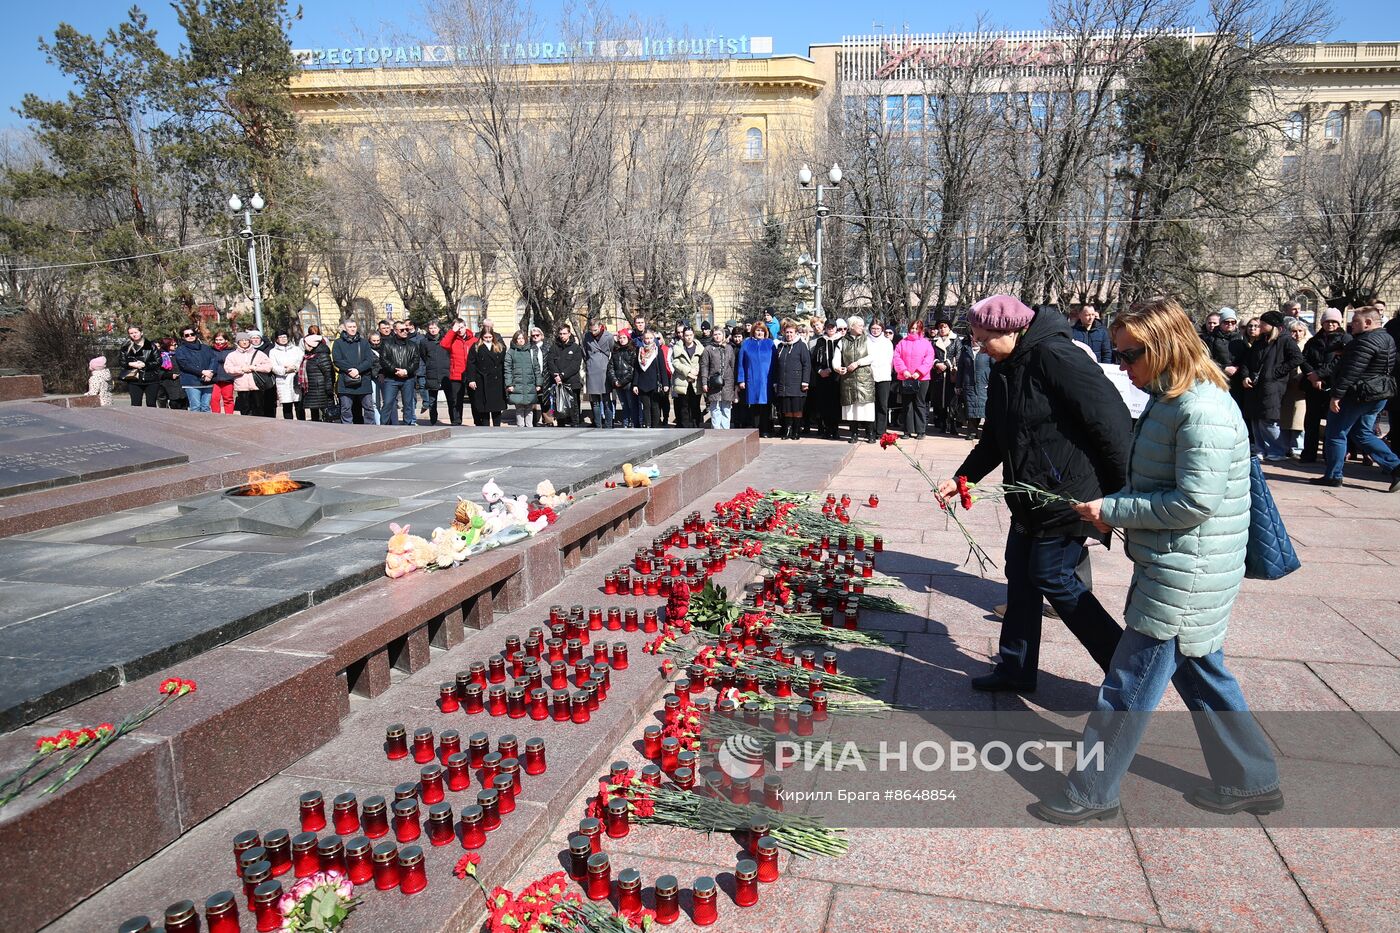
[228,192,266,334]
[797,163,841,316]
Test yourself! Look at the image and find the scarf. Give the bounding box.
[638,342,658,370]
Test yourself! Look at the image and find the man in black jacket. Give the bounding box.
[1199,311,1233,370]
[1312,306,1400,489]
[940,295,1131,693]
[545,322,584,426]
[1241,310,1304,461]
[332,320,378,425]
[379,320,423,425]
[1300,308,1351,462]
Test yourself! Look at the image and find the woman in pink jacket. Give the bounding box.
[222,332,274,417]
[892,319,934,438]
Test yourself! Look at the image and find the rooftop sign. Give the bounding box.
[293,36,774,69]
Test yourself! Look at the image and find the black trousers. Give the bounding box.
[640,390,666,428]
[874,381,892,437]
[472,410,503,427]
[1302,386,1330,460]
[675,393,701,429]
[281,401,305,420]
[126,381,160,406]
[929,374,955,431]
[904,381,928,436]
[809,378,840,437]
[445,380,466,425]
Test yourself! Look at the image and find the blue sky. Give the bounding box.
[0,0,1390,129]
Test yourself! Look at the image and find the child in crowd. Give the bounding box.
[87,355,112,406]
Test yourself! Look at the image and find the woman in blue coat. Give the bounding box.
[1034,296,1281,824]
[955,340,991,439]
[736,322,775,436]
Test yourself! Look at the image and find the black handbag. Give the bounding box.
[706,371,725,394]
[1353,373,1397,403]
[252,352,275,391]
[900,378,921,395]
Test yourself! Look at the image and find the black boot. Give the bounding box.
[847,422,859,443]
[865,424,876,443]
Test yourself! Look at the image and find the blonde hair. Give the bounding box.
[1111,296,1228,400]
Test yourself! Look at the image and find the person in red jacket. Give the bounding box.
[440,321,477,426]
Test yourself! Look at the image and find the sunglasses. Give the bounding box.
[1116,346,1148,365]
[181,332,195,337]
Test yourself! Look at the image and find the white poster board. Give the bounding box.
[1101,364,1150,419]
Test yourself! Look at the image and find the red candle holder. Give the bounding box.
[467,732,489,769]
[735,859,759,906]
[332,793,359,835]
[427,803,455,846]
[567,834,591,880]
[642,609,658,633]
[811,690,829,721]
[487,655,507,684]
[641,763,663,787]
[371,841,399,890]
[361,797,389,839]
[461,683,484,714]
[624,608,639,630]
[487,686,508,716]
[298,791,326,833]
[586,852,612,901]
[460,804,486,850]
[611,642,629,671]
[571,691,590,723]
[579,816,603,853]
[507,687,527,719]
[392,799,421,843]
[411,729,435,764]
[398,845,427,895]
[552,690,571,722]
[643,725,663,758]
[385,724,409,760]
[263,830,291,877]
[873,535,883,552]
[344,836,373,885]
[232,830,260,875]
[660,737,679,773]
[204,890,240,933]
[291,832,319,879]
[446,753,472,792]
[528,688,549,720]
[771,705,790,735]
[251,881,283,932]
[438,730,462,765]
[631,576,646,596]
[420,764,446,805]
[673,767,695,790]
[692,876,718,926]
[501,757,523,795]
[605,797,629,838]
[603,575,619,596]
[654,876,680,925]
[492,774,516,815]
[438,683,459,713]
[478,789,501,831]
[317,836,346,876]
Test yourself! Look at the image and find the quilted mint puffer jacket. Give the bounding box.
[1098,380,1250,657]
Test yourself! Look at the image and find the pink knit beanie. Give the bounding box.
[89,356,107,371]
[968,295,1036,332]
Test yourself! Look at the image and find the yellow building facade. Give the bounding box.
[288,36,1400,329]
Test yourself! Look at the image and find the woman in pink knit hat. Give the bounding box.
[936,295,1134,694]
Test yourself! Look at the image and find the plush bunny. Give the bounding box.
[385,523,434,578]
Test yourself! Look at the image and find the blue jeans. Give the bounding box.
[1066,627,1279,808]
[339,392,377,424]
[589,394,615,427]
[998,528,1121,684]
[708,399,732,429]
[1324,397,1400,479]
[183,386,212,413]
[381,378,417,425]
[616,391,642,428]
[417,375,429,411]
[1251,418,1286,459]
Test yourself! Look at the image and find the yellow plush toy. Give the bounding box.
[621,462,651,488]
[385,523,435,578]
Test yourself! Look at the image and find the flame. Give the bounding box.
[242,470,301,496]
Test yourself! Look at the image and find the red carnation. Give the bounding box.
[957,475,974,511]
[878,431,900,449]
[454,852,481,879]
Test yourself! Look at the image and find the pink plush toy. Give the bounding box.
[385,523,434,578]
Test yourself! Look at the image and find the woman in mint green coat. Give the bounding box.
[1034,296,1282,824]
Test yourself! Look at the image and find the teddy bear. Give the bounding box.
[535,480,572,509]
[385,523,435,578]
[430,526,471,569]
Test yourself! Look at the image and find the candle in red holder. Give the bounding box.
[344,835,373,885]
[644,575,660,597]
[298,790,326,832]
[354,797,387,842]
[578,816,603,853]
[466,732,490,769]
[773,672,792,698]
[592,640,609,665]
[522,687,545,720]
[332,792,359,835]
[571,691,590,723]
[631,575,646,596]
[810,691,829,721]
[641,763,663,787]
[564,637,582,664]
[461,682,484,714]
[771,704,790,735]
[660,736,680,772]
[692,876,718,926]
[643,725,663,758]
[487,686,508,716]
[673,767,695,790]
[501,756,523,795]
[263,829,291,876]
[479,751,502,789]
[525,633,544,659]
[610,642,629,671]
[434,728,461,765]
[551,690,571,721]
[519,737,546,776]
[411,728,435,764]
[604,796,629,838]
[751,835,780,881]
[574,659,593,687]
[728,858,758,908]
[617,868,643,913]
[420,763,446,805]
[385,723,409,760]
[478,788,501,831]
[437,682,459,713]
[371,841,400,890]
[204,890,240,933]
[602,607,620,631]
[251,881,284,932]
[544,637,563,662]
[620,607,636,630]
[392,799,421,842]
[239,851,266,881]
[486,655,506,684]
[317,835,346,876]
[290,832,319,878]
[795,703,814,737]
[232,829,261,874]
[642,609,658,633]
[549,660,569,690]
[426,803,455,846]
[460,804,486,850]
[445,753,472,792]
[242,862,271,909]
[654,874,680,925]
[398,845,428,895]
[492,773,516,814]
[394,781,418,803]
[567,834,592,880]
[164,900,200,933]
[763,774,785,811]
[506,686,527,719]
[728,775,751,806]
[549,604,565,625]
[585,852,612,901]
[604,574,619,596]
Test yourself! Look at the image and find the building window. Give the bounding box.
[1324,110,1344,141]
[457,295,484,327]
[885,95,905,129]
[298,305,321,334]
[1364,110,1384,138]
[744,128,764,161]
[906,95,924,132]
[358,138,376,164]
[1281,155,1299,180]
[1284,111,1305,144]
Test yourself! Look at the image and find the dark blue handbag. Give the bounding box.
[1244,458,1301,580]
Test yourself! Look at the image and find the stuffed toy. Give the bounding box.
[622,463,651,488]
[385,523,435,578]
[482,479,506,510]
[535,480,571,509]
[430,527,471,569]
[450,498,487,548]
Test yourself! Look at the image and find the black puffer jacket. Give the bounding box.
[1330,327,1397,402]
[1200,328,1233,370]
[423,337,451,391]
[1241,334,1304,421]
[608,342,638,392]
[1302,330,1351,387]
[302,341,335,409]
[955,308,1132,538]
[545,337,584,390]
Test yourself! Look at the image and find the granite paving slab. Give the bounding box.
[0,427,188,497]
[0,581,116,628]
